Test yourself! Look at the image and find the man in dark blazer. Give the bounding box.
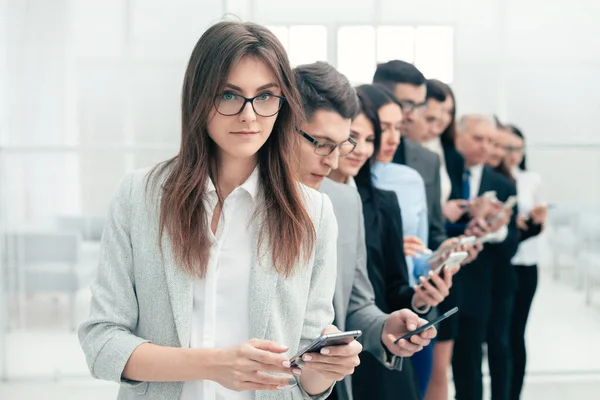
[445,114,519,400]
[373,60,447,250]
[294,62,437,400]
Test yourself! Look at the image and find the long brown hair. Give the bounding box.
[148,21,314,278]
[429,79,458,149]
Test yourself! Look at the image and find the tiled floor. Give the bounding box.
[1,266,599,399]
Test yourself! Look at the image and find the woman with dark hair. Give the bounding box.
[78,21,346,400]
[328,86,425,400]
[329,84,460,399]
[504,125,547,400]
[435,79,458,149]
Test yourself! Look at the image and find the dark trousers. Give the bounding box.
[452,314,488,400]
[509,265,538,400]
[487,292,516,400]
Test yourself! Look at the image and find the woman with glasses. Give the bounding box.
[79,21,343,400]
[329,84,457,399]
[503,125,546,400]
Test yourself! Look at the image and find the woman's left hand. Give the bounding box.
[298,325,362,382]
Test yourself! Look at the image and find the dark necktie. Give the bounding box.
[462,169,471,200]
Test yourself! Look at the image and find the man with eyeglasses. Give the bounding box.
[293,61,435,400]
[373,60,447,251]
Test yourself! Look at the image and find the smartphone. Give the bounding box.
[431,251,468,275]
[487,195,519,224]
[502,195,519,210]
[481,190,497,200]
[428,236,476,266]
[474,232,495,245]
[394,307,459,344]
[290,330,362,367]
[422,251,468,288]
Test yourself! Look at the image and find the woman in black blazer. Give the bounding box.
[329,89,421,400]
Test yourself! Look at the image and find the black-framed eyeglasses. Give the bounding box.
[300,130,357,157]
[397,99,428,114]
[215,92,286,117]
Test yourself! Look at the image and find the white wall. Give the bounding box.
[250,0,600,204]
[3,0,599,223]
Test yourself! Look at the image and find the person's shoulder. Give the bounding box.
[297,181,336,216]
[318,178,360,207]
[112,165,160,200]
[373,187,400,208]
[485,166,516,191]
[406,138,439,162]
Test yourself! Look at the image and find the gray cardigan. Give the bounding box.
[78,168,338,399]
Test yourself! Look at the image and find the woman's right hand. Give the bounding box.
[443,199,469,222]
[529,205,548,224]
[212,339,301,392]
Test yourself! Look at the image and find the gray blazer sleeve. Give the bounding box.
[295,193,338,399]
[344,191,403,371]
[428,156,447,250]
[78,173,150,388]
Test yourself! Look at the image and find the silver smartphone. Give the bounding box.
[428,236,476,267]
[289,331,362,367]
[487,195,518,223]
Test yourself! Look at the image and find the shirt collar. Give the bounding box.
[469,164,484,178]
[346,176,357,187]
[205,166,260,201]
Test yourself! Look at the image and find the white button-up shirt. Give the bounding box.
[511,168,545,266]
[180,168,260,400]
[469,164,508,242]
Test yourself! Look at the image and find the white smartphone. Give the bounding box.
[474,232,495,245]
[502,195,519,210]
[481,190,497,200]
[432,251,469,275]
[487,195,518,224]
[428,236,476,266]
[421,251,468,288]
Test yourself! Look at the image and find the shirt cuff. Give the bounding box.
[411,294,431,315]
[488,225,508,243]
[382,346,404,371]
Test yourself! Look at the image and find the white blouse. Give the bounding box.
[180,168,260,400]
[511,168,545,266]
[423,137,452,205]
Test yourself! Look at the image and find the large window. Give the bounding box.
[266,25,328,67]
[338,25,454,85]
[266,25,453,85]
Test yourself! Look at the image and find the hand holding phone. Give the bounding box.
[289,331,362,367]
[487,195,518,224]
[394,307,459,344]
[428,236,475,267]
[431,251,468,276]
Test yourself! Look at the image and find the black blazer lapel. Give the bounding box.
[478,166,494,196]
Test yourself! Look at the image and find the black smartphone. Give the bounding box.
[394,307,459,344]
[289,330,362,367]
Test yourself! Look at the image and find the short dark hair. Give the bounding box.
[294,62,359,121]
[426,79,447,102]
[373,60,426,89]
